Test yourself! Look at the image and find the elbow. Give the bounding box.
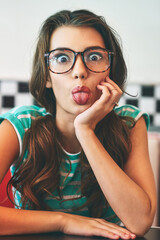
[129,218,153,237]
[126,205,157,236]
[130,197,157,236]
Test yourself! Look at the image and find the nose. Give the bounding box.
[71,54,88,80]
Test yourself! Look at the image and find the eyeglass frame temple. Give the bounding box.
[44,53,49,66]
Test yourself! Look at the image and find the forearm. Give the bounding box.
[0,206,64,235]
[76,128,154,234]
[0,206,137,239]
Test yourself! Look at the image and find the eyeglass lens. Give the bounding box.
[48,48,110,73]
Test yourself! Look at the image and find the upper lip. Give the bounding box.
[72,86,91,94]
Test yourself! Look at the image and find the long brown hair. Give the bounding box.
[8,10,135,217]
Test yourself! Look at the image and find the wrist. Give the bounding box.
[52,212,67,232]
[75,124,95,140]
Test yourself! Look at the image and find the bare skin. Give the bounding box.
[0,26,156,239]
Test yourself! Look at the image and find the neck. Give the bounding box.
[55,112,81,154]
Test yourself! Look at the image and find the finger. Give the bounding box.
[101,81,122,96]
[93,227,120,239]
[93,225,135,240]
[96,84,111,102]
[94,223,133,239]
[95,219,136,239]
[113,101,119,107]
[98,83,121,107]
[101,220,134,235]
[99,79,122,95]
[106,225,136,239]
[96,85,119,111]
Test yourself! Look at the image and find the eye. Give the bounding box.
[49,51,72,65]
[87,52,103,62]
[55,54,70,63]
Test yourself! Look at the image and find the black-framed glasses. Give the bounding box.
[44,47,114,74]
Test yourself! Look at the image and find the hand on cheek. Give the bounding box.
[74,77,122,132]
[97,76,122,104]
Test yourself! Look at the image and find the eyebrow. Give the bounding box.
[50,45,106,52]
[83,45,106,51]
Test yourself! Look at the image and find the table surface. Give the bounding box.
[0,227,160,240]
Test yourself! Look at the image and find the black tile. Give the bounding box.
[126,99,138,107]
[18,82,29,93]
[2,96,15,108]
[142,86,154,97]
[156,100,160,112]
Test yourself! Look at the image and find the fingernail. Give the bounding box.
[113,234,119,239]
[124,233,130,238]
[130,233,136,239]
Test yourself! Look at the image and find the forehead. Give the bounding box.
[49,26,106,51]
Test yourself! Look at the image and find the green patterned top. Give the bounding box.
[0,104,149,223]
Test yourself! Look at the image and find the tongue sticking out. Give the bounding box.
[72,92,90,105]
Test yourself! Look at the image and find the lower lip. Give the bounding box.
[72,92,90,105]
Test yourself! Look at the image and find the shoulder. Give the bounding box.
[114,104,150,130]
[0,105,50,154]
[2,105,49,117]
[0,105,49,123]
[0,105,49,130]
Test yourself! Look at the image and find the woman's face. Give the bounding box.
[46,26,110,118]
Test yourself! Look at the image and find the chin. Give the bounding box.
[73,103,91,115]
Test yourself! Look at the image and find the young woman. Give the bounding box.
[0,9,156,239]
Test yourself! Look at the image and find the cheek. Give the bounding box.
[94,87,102,101]
[93,71,110,99]
[51,79,70,104]
[97,69,110,83]
[92,81,103,101]
[49,74,63,92]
